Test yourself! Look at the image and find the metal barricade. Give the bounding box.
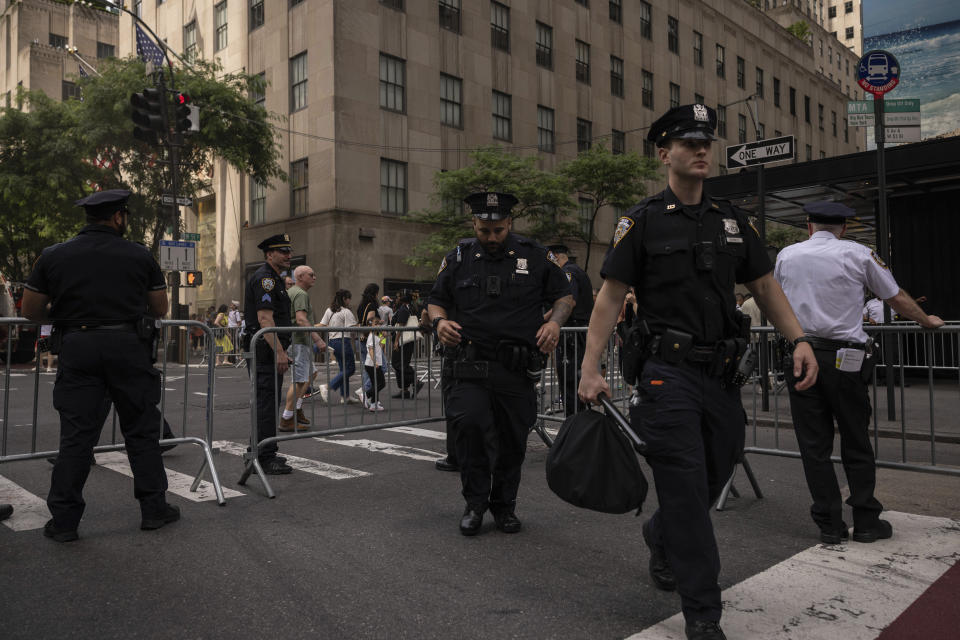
[202,326,244,367]
[0,317,227,506]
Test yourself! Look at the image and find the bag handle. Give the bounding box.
[597,392,647,454]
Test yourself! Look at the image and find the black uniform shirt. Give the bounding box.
[562,262,594,325]
[601,186,771,343]
[244,263,292,344]
[24,225,166,324]
[429,233,571,350]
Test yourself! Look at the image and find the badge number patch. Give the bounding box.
[261,277,275,292]
[613,217,634,247]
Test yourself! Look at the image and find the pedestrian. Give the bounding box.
[205,305,216,328]
[243,233,295,475]
[428,191,573,536]
[740,292,761,326]
[38,323,55,372]
[20,189,180,541]
[391,293,423,399]
[355,283,381,402]
[284,275,294,290]
[546,244,594,417]
[577,105,818,640]
[362,309,387,412]
[378,295,394,325]
[279,265,326,432]
[228,300,242,361]
[774,201,944,545]
[734,292,745,310]
[213,304,234,366]
[319,289,360,404]
[189,313,205,357]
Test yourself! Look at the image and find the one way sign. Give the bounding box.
[726,135,795,168]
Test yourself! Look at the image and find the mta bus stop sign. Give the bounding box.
[857,49,900,96]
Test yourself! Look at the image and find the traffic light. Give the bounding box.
[166,271,181,287]
[174,93,200,133]
[130,87,166,145]
[184,271,203,287]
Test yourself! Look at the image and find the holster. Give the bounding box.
[860,339,878,384]
[442,344,490,380]
[48,328,63,355]
[621,319,652,385]
[136,316,161,363]
[657,328,694,365]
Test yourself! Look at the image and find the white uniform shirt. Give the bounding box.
[863,298,884,323]
[775,231,899,343]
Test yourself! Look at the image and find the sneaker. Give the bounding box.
[374,401,386,412]
[345,394,361,405]
[141,504,181,531]
[319,384,329,403]
[354,388,366,402]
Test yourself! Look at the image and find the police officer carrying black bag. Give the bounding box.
[546,243,593,417]
[578,106,819,640]
[243,234,295,475]
[21,189,179,542]
[428,192,573,536]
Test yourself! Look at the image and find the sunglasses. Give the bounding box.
[276,247,293,254]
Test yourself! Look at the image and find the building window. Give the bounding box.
[818,103,824,130]
[577,118,592,152]
[757,122,765,138]
[440,74,462,128]
[641,70,653,108]
[828,5,836,18]
[805,144,812,161]
[380,0,404,9]
[251,178,266,224]
[717,105,727,138]
[250,0,264,31]
[844,1,853,13]
[669,83,680,108]
[380,159,407,215]
[492,91,511,141]
[575,40,590,84]
[738,114,747,143]
[290,52,307,112]
[756,67,764,98]
[215,1,228,52]
[251,71,266,106]
[828,110,836,137]
[639,1,652,39]
[736,57,745,88]
[575,0,588,5]
[379,53,405,113]
[774,129,781,137]
[716,45,725,78]
[491,2,510,52]
[290,158,308,217]
[845,26,854,39]
[643,139,655,158]
[612,129,625,154]
[183,21,198,61]
[790,87,797,116]
[609,0,622,24]
[579,198,592,236]
[439,0,461,33]
[694,93,704,105]
[773,77,781,107]
[844,117,849,143]
[804,95,810,123]
[537,106,555,153]
[536,22,553,69]
[62,81,81,101]
[610,56,624,98]
[97,42,115,58]
[667,16,679,54]
[49,33,67,49]
[693,31,703,66]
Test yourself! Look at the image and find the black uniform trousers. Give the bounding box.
[49,330,168,529]
[445,362,536,512]
[440,356,457,464]
[392,341,417,391]
[246,343,282,462]
[555,326,587,417]
[630,357,745,624]
[784,348,882,531]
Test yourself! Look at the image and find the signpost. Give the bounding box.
[159,240,196,271]
[726,135,795,168]
[848,98,920,142]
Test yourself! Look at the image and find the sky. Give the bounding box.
[863,0,960,37]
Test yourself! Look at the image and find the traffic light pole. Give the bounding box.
[873,96,896,421]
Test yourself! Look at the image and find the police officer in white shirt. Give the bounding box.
[775,201,944,545]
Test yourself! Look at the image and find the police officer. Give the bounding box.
[775,201,944,544]
[578,105,818,640]
[546,244,594,417]
[21,189,178,542]
[428,192,573,536]
[244,234,295,475]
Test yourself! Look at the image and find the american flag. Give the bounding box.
[136,24,165,67]
[78,64,88,78]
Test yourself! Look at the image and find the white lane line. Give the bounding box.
[0,474,50,531]
[315,437,442,461]
[94,451,244,502]
[626,510,960,640]
[213,440,370,480]
[385,426,446,440]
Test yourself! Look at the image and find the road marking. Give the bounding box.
[315,437,442,461]
[385,426,446,440]
[94,451,244,502]
[213,440,370,480]
[627,511,960,640]
[0,474,50,531]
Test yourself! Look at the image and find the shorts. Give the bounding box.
[288,343,313,383]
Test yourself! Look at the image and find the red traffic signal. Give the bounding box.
[176,93,191,105]
[184,271,203,287]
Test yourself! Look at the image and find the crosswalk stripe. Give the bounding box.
[94,451,244,502]
[385,426,446,440]
[626,510,960,640]
[213,440,370,480]
[0,474,49,531]
[316,437,442,461]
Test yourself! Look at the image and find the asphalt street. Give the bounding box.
[1,363,959,639]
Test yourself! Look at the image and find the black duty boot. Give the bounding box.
[459,506,483,536]
[493,510,522,534]
[642,520,677,591]
[685,620,726,640]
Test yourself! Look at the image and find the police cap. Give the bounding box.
[463,192,518,221]
[804,201,856,224]
[257,233,293,252]
[546,243,570,255]
[75,189,132,219]
[647,104,718,147]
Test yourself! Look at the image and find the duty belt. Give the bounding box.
[685,345,717,363]
[60,323,136,334]
[804,336,866,351]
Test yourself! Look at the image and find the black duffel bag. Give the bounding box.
[545,394,648,514]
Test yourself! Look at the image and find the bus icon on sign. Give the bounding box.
[867,53,888,79]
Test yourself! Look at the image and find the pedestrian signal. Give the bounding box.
[184,271,203,287]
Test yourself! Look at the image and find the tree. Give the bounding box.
[786,21,812,45]
[765,223,808,251]
[558,145,660,271]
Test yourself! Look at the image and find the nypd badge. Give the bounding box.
[693,104,709,122]
[486,193,499,207]
[516,257,528,274]
[613,217,634,247]
[261,277,275,292]
[723,218,740,235]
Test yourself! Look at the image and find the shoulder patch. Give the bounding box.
[870,250,889,270]
[613,217,635,247]
[565,271,573,282]
[546,251,562,267]
[748,220,761,237]
[261,277,275,292]
[437,256,447,275]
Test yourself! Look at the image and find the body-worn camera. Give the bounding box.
[693,241,715,272]
[486,275,501,297]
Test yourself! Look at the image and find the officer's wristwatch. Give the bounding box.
[792,336,814,348]
[432,317,445,332]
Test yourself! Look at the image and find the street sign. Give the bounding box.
[159,240,196,271]
[857,49,900,96]
[161,194,193,207]
[847,99,920,126]
[183,232,201,241]
[883,127,921,143]
[725,135,794,168]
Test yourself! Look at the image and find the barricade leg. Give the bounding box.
[238,454,275,499]
[716,454,764,511]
